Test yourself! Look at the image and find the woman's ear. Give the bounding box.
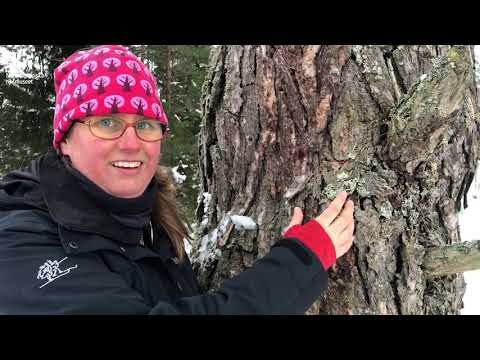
[60,138,71,156]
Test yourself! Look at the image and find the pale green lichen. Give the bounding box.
[322,178,359,200]
[322,183,340,200]
[345,152,357,160]
[357,178,372,198]
[376,199,393,219]
[343,178,359,193]
[475,112,480,123]
[401,195,415,216]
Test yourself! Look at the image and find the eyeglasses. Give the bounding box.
[77,117,168,142]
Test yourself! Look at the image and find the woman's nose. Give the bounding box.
[117,126,141,150]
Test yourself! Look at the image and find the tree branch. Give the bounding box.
[423,240,480,278]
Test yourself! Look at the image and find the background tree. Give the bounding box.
[0,45,87,175]
[193,45,480,315]
[134,45,210,223]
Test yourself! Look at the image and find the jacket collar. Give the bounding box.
[58,223,176,262]
[39,150,154,247]
[1,151,178,262]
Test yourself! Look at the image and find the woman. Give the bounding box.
[0,45,354,314]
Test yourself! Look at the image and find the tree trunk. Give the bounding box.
[192,45,480,315]
[165,46,172,112]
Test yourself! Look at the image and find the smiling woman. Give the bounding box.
[60,114,163,199]
[0,45,355,314]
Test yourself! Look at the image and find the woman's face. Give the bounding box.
[60,114,162,198]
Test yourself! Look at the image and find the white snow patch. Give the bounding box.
[458,45,480,314]
[0,46,29,77]
[474,46,480,105]
[230,215,257,230]
[200,192,212,226]
[171,166,186,184]
[196,229,219,266]
[191,210,258,270]
[193,213,233,269]
[184,238,192,256]
[459,158,480,314]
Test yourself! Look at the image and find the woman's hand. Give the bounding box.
[284,191,355,259]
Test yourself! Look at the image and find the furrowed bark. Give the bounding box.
[193,45,480,314]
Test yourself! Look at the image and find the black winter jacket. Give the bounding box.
[0,151,329,314]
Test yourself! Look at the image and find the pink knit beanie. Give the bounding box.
[52,45,168,149]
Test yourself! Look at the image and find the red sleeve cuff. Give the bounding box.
[283,220,336,270]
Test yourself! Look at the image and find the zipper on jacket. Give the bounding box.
[149,221,154,245]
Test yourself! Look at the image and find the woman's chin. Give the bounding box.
[104,183,146,199]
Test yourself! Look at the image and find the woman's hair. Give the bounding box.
[152,166,191,263]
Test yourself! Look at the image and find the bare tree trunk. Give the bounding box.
[192,45,480,315]
[165,46,172,112]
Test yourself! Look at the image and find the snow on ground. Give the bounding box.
[458,165,480,315]
[459,45,480,315]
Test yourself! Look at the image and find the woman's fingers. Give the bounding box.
[316,191,348,226]
[331,200,354,232]
[335,227,355,258]
[284,191,355,260]
[341,218,355,237]
[318,196,355,260]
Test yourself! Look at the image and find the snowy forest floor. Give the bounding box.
[459,163,480,314]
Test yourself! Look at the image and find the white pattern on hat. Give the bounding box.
[82,60,98,76]
[94,47,110,56]
[131,97,148,114]
[74,53,91,63]
[67,69,78,84]
[103,58,121,71]
[104,95,125,112]
[79,99,99,114]
[117,74,136,91]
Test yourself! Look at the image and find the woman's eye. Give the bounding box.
[136,121,151,130]
[99,118,114,127]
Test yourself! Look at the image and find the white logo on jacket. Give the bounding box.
[37,257,78,289]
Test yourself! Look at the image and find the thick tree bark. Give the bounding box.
[192,45,480,315]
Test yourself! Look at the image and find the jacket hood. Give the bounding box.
[0,157,46,212]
